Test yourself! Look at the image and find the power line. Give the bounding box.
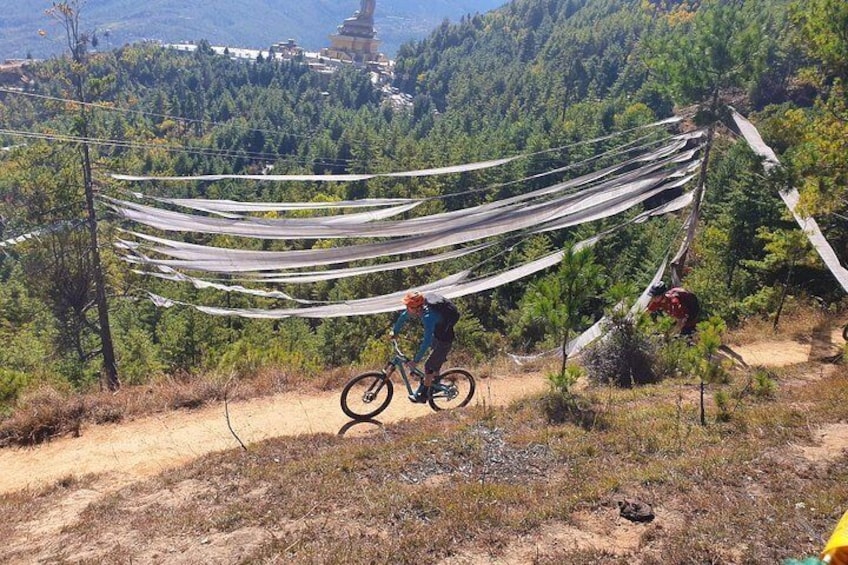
[1,87,334,143]
[0,127,339,165]
[1,87,424,168]
[1,89,683,172]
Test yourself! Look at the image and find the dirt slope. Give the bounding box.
[0,324,845,564]
[0,372,550,495]
[1,326,844,495]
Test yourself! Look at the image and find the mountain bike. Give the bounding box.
[340,339,475,420]
[843,322,848,342]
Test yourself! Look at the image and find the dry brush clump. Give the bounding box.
[0,386,86,446]
[582,314,663,387]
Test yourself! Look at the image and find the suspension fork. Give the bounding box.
[364,362,399,396]
[357,364,391,400]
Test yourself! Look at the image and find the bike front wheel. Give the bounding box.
[341,371,393,420]
[429,369,475,412]
[843,323,848,342]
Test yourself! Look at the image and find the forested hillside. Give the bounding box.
[0,0,845,411]
[0,0,507,60]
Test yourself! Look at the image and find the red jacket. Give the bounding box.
[648,288,700,331]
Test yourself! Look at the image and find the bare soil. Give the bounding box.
[1,323,846,564]
[0,371,550,495]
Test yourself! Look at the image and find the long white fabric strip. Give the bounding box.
[730,109,848,293]
[145,194,690,319]
[105,197,424,229]
[107,138,701,241]
[144,195,419,213]
[123,160,696,272]
[0,220,84,248]
[112,157,517,183]
[156,269,472,318]
[136,271,474,312]
[111,117,684,184]
[137,265,471,303]
[242,242,495,282]
[136,267,317,303]
[147,247,572,319]
[129,241,494,285]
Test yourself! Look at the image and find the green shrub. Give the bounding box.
[0,368,30,405]
[739,286,780,317]
[752,368,777,399]
[584,314,659,387]
[694,317,732,385]
[56,355,99,389]
[714,390,732,422]
[358,335,393,369]
[115,327,166,385]
[217,339,265,377]
[217,335,322,378]
[548,364,583,397]
[452,316,498,362]
[652,337,697,380]
[263,343,322,375]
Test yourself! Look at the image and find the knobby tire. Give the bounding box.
[428,368,475,412]
[341,371,393,420]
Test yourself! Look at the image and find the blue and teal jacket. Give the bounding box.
[392,304,444,363]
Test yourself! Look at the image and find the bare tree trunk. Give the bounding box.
[560,328,570,379]
[80,117,120,391]
[772,258,796,331]
[671,87,720,283]
[57,1,120,390]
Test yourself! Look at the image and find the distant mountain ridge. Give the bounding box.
[1,0,507,61]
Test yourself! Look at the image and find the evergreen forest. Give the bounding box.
[0,0,846,411]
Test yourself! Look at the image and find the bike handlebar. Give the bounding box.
[390,339,425,376]
[390,338,408,361]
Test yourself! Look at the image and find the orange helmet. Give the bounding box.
[402,291,425,309]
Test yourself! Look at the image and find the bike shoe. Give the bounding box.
[408,393,427,403]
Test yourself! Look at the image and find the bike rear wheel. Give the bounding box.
[341,372,393,420]
[428,369,475,412]
[843,323,848,342]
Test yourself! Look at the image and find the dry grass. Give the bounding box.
[0,347,548,449]
[727,303,838,345]
[3,354,846,563]
[2,315,847,563]
[0,364,350,448]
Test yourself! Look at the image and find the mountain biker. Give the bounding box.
[647,282,700,336]
[389,291,459,403]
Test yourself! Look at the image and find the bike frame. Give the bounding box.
[384,339,425,398]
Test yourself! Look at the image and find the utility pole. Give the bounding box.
[51,1,120,391]
[670,87,720,285]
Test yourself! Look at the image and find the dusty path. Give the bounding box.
[1,324,845,565]
[1,324,843,497]
[0,372,549,495]
[728,327,844,367]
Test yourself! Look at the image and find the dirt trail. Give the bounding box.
[0,326,843,497]
[1,326,846,565]
[0,372,549,495]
